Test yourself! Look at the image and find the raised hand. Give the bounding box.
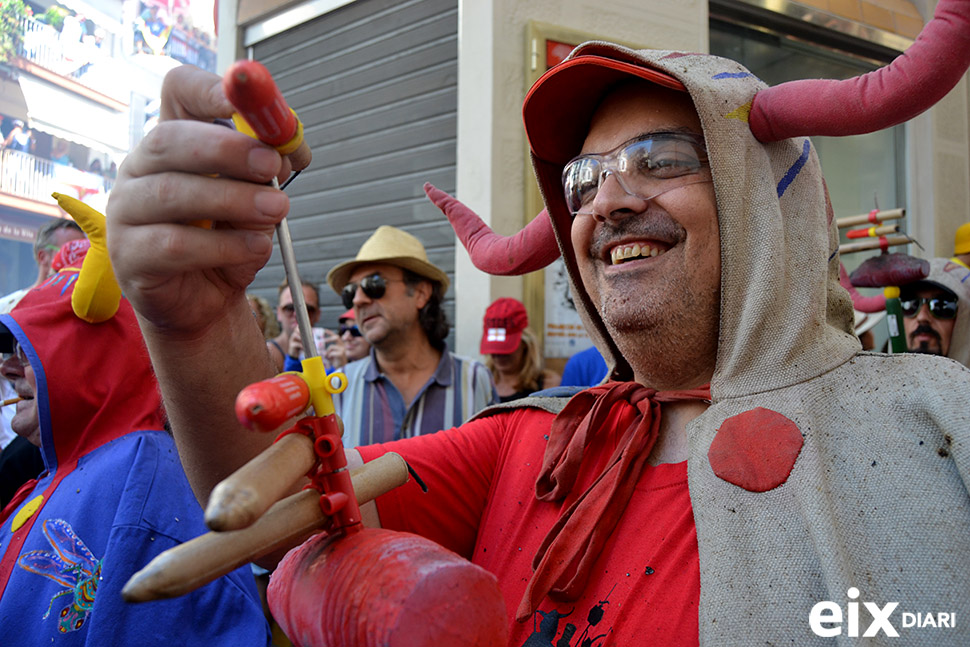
[108,65,292,340]
[105,64,296,502]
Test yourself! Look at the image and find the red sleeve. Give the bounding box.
[356,414,507,559]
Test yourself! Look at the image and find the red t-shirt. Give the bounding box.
[358,406,700,646]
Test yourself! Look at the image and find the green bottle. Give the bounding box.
[883,286,907,353]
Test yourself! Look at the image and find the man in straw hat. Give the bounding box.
[106,0,970,641]
[326,225,496,446]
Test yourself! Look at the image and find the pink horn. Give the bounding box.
[750,0,970,142]
[839,262,885,313]
[424,183,560,275]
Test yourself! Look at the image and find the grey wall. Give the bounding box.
[249,0,459,343]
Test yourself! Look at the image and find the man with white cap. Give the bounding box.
[105,1,970,641]
[901,257,970,366]
[326,225,496,446]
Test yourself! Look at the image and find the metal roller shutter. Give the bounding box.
[249,0,459,342]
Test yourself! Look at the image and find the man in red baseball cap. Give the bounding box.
[107,6,970,642]
[335,308,371,364]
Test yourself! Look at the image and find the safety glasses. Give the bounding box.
[339,325,362,337]
[341,274,405,309]
[562,131,711,216]
[900,297,958,320]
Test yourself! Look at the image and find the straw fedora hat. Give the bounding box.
[327,225,450,294]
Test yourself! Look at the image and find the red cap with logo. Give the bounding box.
[480,298,528,355]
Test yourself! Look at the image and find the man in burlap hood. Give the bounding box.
[102,4,970,643]
[519,42,970,644]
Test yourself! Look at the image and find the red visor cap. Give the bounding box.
[480,298,529,355]
[523,51,687,166]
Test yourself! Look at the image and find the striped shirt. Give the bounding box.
[337,345,498,448]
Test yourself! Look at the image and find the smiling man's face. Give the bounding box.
[1,344,40,447]
[569,82,720,389]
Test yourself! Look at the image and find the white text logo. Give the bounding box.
[809,588,955,637]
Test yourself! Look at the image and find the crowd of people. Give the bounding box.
[1,7,969,644]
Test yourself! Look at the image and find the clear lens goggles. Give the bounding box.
[562,132,711,216]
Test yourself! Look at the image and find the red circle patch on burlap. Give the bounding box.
[708,407,804,492]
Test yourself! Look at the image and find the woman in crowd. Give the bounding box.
[480,298,560,402]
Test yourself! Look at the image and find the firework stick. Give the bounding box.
[836,208,905,229]
[845,224,900,239]
[205,432,315,531]
[122,452,408,602]
[838,235,911,255]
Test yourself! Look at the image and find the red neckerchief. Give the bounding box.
[517,380,711,621]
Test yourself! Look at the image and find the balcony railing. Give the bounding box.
[0,149,111,207]
[20,18,90,80]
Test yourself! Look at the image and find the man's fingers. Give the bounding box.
[110,171,288,231]
[157,65,311,178]
[123,120,285,187]
[160,65,234,122]
[113,222,273,280]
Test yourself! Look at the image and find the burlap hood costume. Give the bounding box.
[528,43,970,644]
[426,28,970,642]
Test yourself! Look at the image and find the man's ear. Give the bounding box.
[412,279,433,310]
[35,248,52,267]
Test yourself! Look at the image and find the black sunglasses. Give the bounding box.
[281,303,319,317]
[900,297,958,320]
[341,274,404,309]
[339,325,362,337]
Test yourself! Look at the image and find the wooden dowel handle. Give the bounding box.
[836,208,905,228]
[838,234,911,254]
[122,452,409,602]
[205,433,316,531]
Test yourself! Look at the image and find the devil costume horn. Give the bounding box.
[423,183,559,275]
[750,0,970,142]
[839,263,886,313]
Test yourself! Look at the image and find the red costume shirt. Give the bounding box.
[358,406,700,646]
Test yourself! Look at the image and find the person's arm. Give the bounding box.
[282,353,302,373]
[107,65,303,505]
